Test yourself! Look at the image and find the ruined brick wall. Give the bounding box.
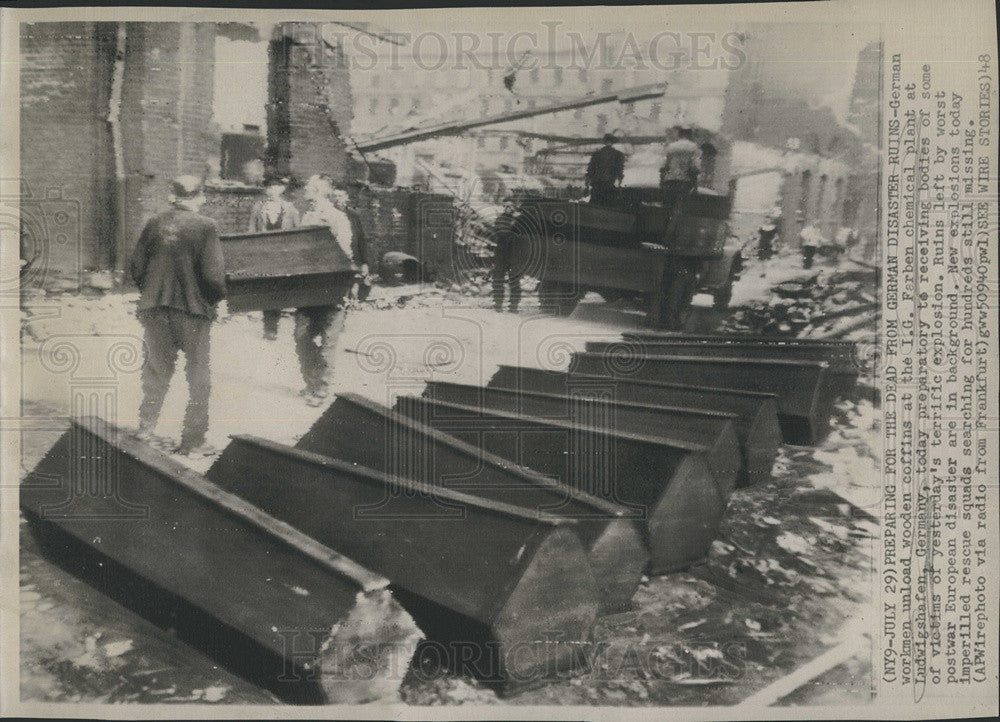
[773,157,855,248]
[202,185,264,234]
[18,22,217,279]
[267,23,352,185]
[19,22,118,284]
[348,188,457,281]
[119,22,216,266]
[200,182,459,280]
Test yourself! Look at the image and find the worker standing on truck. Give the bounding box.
[249,172,300,340]
[293,176,363,406]
[491,199,527,313]
[659,126,702,216]
[129,175,226,456]
[585,133,625,207]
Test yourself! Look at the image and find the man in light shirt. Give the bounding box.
[659,126,702,218]
[304,187,352,257]
[293,176,367,405]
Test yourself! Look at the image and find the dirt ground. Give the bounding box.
[17,249,879,707]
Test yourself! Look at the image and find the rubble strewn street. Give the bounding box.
[20,249,878,705]
[12,13,895,711]
[722,263,878,339]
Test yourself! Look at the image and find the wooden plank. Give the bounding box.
[488,365,781,486]
[423,380,741,500]
[295,393,647,611]
[20,417,419,704]
[354,83,667,152]
[207,435,600,686]
[740,622,869,706]
[394,395,726,575]
[571,351,832,445]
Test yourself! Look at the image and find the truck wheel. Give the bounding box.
[712,282,733,310]
[538,281,559,314]
[557,294,580,316]
[539,281,581,316]
[659,265,696,330]
[713,256,739,310]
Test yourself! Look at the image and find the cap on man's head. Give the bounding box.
[171,175,203,199]
[603,133,619,144]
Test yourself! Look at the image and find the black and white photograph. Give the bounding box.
[1,2,996,717]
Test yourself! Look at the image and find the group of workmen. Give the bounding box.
[130,127,705,453]
[128,172,367,455]
[585,125,703,209]
[249,173,369,403]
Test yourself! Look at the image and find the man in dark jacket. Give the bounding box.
[336,190,372,301]
[129,175,226,455]
[585,133,626,207]
[492,199,527,312]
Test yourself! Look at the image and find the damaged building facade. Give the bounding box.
[19,21,456,288]
[722,25,879,250]
[19,21,878,289]
[20,22,216,286]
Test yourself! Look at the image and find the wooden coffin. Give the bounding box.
[488,364,782,486]
[394,395,726,575]
[294,393,648,610]
[20,417,419,704]
[220,225,356,312]
[571,350,832,445]
[207,435,600,687]
[422,380,741,500]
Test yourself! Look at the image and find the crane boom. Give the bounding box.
[352,83,667,153]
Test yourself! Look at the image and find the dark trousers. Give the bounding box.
[293,304,346,392]
[492,237,523,311]
[589,181,618,207]
[262,309,281,336]
[138,307,212,446]
[661,180,695,217]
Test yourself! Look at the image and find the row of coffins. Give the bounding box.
[21,332,859,700]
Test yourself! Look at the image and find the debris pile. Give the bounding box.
[721,268,878,338]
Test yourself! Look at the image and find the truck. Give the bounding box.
[500,124,745,330]
[508,183,736,329]
[246,83,741,326]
